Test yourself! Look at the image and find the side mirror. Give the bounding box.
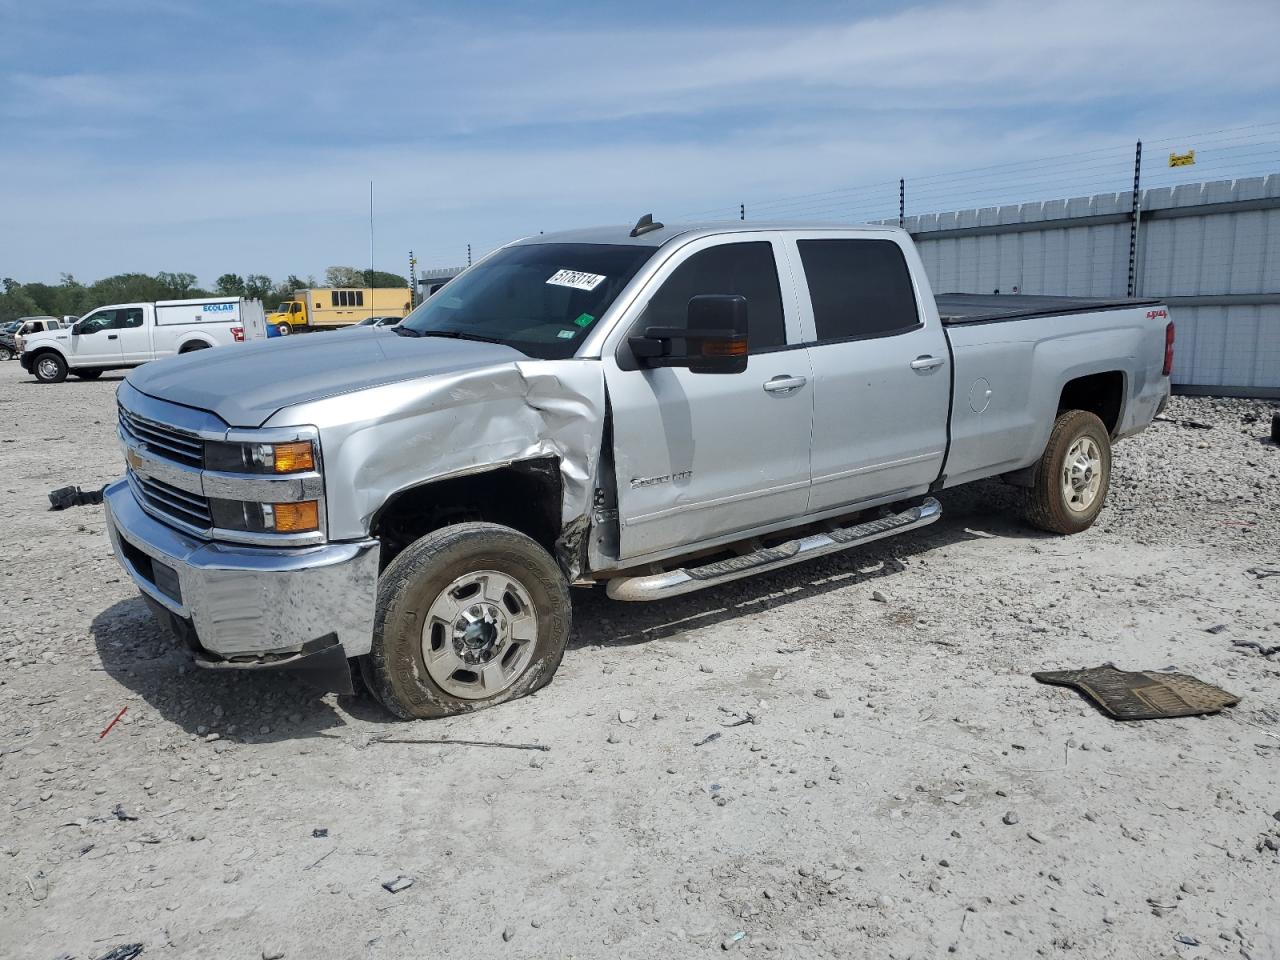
[627,294,749,375]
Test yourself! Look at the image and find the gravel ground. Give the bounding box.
[2,361,1278,960]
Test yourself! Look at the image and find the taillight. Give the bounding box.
[1162,321,1175,376]
[231,326,244,342]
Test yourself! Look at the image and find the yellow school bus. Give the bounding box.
[269,287,413,334]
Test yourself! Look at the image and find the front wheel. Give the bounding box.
[1025,409,1112,534]
[368,522,572,719]
[33,352,68,384]
[275,322,292,336]
[0,345,13,361]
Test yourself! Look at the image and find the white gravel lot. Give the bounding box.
[1,360,1278,960]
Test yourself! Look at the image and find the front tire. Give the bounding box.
[275,322,292,336]
[33,352,67,383]
[369,522,572,719]
[1025,410,1111,534]
[0,345,13,361]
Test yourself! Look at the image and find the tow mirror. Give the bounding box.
[627,294,749,374]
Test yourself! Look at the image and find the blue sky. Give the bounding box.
[2,0,1277,285]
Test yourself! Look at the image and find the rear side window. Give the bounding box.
[118,308,143,328]
[798,239,920,343]
[642,241,786,351]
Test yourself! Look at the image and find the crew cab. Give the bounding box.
[102,219,1173,719]
[21,297,267,383]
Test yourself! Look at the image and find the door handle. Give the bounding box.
[910,355,944,372]
[107,334,118,340]
[763,375,807,394]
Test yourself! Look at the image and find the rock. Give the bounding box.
[1002,811,1020,826]
[262,949,285,960]
[875,894,893,909]
[813,689,832,700]
[382,876,414,893]
[721,931,746,950]
[502,926,516,942]
[618,709,637,723]
[699,664,714,673]
[606,732,621,744]
[871,590,889,602]
[833,708,846,718]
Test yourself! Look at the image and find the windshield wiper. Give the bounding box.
[414,330,506,345]
[392,326,423,337]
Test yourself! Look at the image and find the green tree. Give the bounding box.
[156,272,198,297]
[244,274,273,301]
[324,265,362,288]
[215,273,246,296]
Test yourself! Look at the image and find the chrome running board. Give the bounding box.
[605,497,941,602]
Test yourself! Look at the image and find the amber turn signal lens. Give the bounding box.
[701,338,748,357]
[271,500,319,532]
[272,441,314,473]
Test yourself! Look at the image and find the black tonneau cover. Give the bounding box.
[936,293,1161,326]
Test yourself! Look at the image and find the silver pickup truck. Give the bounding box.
[103,218,1174,718]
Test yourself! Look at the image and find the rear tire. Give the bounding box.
[369,522,572,720]
[33,352,67,384]
[1025,410,1111,534]
[0,345,13,361]
[73,369,103,380]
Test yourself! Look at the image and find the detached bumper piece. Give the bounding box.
[606,497,942,601]
[104,479,379,693]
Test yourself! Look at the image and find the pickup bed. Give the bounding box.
[101,220,1173,718]
[21,297,266,383]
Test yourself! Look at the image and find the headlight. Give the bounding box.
[204,439,315,474]
[210,498,321,534]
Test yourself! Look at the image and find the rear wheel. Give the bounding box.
[1025,410,1111,534]
[369,522,571,719]
[33,352,67,384]
[73,369,103,380]
[0,345,13,361]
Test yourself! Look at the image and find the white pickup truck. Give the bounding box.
[21,297,267,383]
[103,219,1173,719]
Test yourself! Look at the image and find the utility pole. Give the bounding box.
[740,203,745,221]
[467,244,472,268]
[368,181,375,319]
[899,178,905,230]
[1127,141,1143,297]
[408,250,418,308]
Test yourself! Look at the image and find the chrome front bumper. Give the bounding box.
[104,479,380,664]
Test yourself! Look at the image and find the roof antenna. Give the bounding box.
[629,213,664,238]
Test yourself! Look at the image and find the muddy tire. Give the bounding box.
[369,522,571,719]
[32,352,68,384]
[1025,410,1112,535]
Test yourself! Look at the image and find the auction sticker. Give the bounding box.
[547,269,606,291]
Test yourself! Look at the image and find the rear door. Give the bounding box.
[112,306,150,362]
[782,234,951,513]
[603,234,813,559]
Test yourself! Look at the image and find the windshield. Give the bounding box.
[397,242,655,359]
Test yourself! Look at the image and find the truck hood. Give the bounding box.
[126,330,528,427]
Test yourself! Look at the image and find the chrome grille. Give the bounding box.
[128,469,212,531]
[119,408,204,468]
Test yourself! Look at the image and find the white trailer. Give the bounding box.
[20,296,267,383]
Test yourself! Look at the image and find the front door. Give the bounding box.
[782,235,951,512]
[603,235,813,560]
[69,309,125,365]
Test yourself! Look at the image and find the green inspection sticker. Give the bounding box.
[573,312,594,328]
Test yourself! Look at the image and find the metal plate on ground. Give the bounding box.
[1032,665,1240,720]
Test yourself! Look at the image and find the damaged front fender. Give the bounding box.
[264,359,608,577]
